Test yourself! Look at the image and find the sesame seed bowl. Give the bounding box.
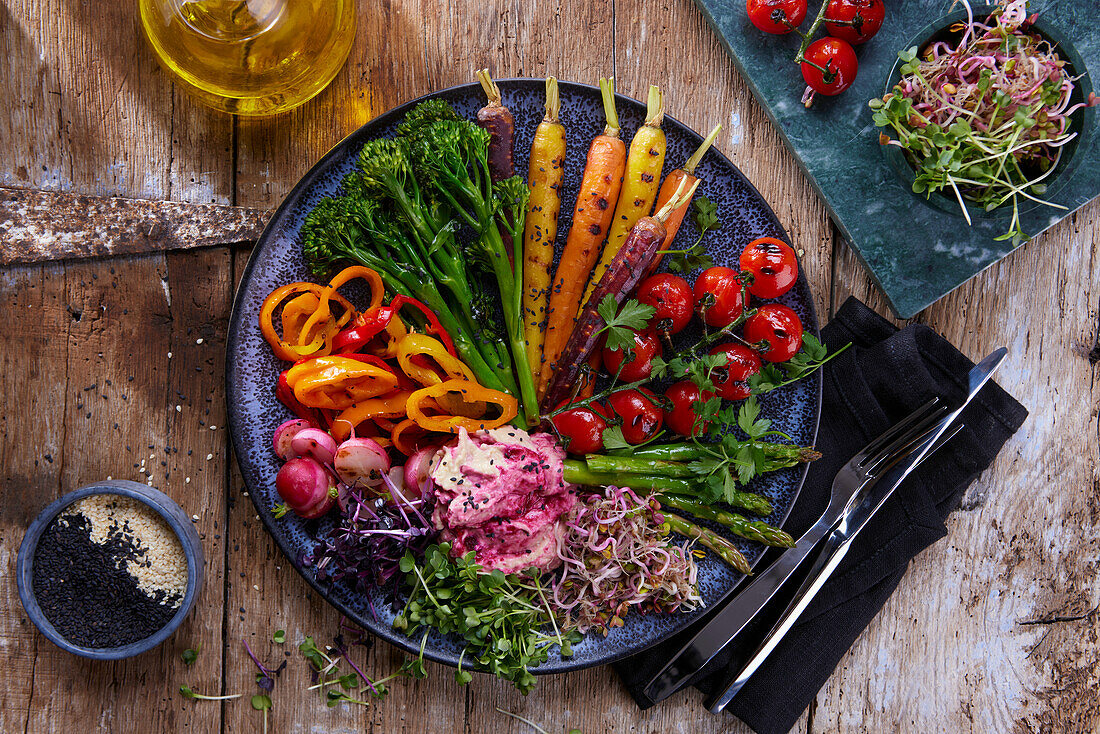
[16,481,204,660]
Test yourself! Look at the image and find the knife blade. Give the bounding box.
[0,186,272,265]
[704,347,1007,713]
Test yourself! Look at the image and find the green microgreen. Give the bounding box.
[178,685,241,701]
[181,645,200,666]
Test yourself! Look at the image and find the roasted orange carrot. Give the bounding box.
[538,77,626,401]
[647,123,721,274]
[582,84,666,306]
[541,178,700,411]
[522,77,567,383]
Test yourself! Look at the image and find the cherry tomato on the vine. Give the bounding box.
[551,400,609,455]
[602,329,662,382]
[824,0,885,45]
[693,267,749,328]
[636,274,694,335]
[740,237,799,299]
[746,0,808,34]
[607,389,664,444]
[708,343,763,401]
[744,304,804,362]
[801,37,858,96]
[664,381,715,437]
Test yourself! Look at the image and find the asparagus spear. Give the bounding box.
[562,460,774,516]
[660,495,794,548]
[631,442,822,465]
[664,514,751,574]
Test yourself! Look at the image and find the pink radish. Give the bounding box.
[290,428,338,466]
[275,457,337,519]
[273,419,312,460]
[333,437,390,488]
[403,446,440,500]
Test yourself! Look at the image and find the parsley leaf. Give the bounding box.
[601,425,633,452]
[597,296,656,352]
[666,197,721,274]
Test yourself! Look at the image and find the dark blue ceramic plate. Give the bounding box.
[226,79,821,673]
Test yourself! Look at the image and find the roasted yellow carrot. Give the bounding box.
[647,123,721,273]
[522,77,567,383]
[582,85,666,306]
[538,77,626,401]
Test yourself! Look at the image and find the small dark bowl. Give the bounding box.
[16,481,204,660]
[880,5,1094,221]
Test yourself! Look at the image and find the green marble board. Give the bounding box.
[692,0,1100,317]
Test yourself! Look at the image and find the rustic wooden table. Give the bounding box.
[2,1,1097,732]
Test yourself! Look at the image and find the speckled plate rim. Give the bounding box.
[226,79,822,673]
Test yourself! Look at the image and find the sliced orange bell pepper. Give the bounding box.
[259,283,355,361]
[330,390,413,441]
[406,380,518,433]
[284,355,398,411]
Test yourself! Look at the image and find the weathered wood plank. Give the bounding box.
[0,1,233,733]
[817,201,1100,732]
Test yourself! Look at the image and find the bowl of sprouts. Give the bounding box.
[870,0,1096,244]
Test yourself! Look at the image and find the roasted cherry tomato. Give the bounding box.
[551,400,610,455]
[801,37,858,96]
[708,343,763,401]
[602,329,662,382]
[693,267,749,328]
[744,304,804,362]
[636,274,694,334]
[664,380,716,437]
[740,237,799,299]
[607,388,664,444]
[824,0,885,45]
[746,0,807,34]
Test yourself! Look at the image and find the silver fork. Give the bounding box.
[643,398,951,703]
[704,347,1005,713]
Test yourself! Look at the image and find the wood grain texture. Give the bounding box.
[2,0,1096,732]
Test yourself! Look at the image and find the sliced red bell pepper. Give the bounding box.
[276,371,323,426]
[332,305,397,354]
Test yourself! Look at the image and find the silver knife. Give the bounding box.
[704,347,1007,713]
[643,397,951,703]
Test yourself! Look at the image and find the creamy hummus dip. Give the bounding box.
[429,427,576,575]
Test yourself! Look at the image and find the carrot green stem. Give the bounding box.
[654,178,700,222]
[644,84,665,128]
[683,124,722,175]
[476,68,502,106]
[544,76,560,123]
[599,77,620,137]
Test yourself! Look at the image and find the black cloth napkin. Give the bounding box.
[614,297,1028,734]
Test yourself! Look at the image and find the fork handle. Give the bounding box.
[705,531,853,713]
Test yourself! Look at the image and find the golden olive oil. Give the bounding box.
[139,0,356,116]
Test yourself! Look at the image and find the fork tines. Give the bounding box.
[856,398,948,476]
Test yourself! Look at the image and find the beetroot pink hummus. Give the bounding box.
[429,427,576,574]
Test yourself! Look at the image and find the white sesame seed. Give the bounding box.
[206,454,213,461]
[185,477,191,484]
[175,405,181,412]
[196,338,204,344]
[252,584,260,591]
[192,514,199,521]
[167,351,172,359]
[209,425,217,430]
